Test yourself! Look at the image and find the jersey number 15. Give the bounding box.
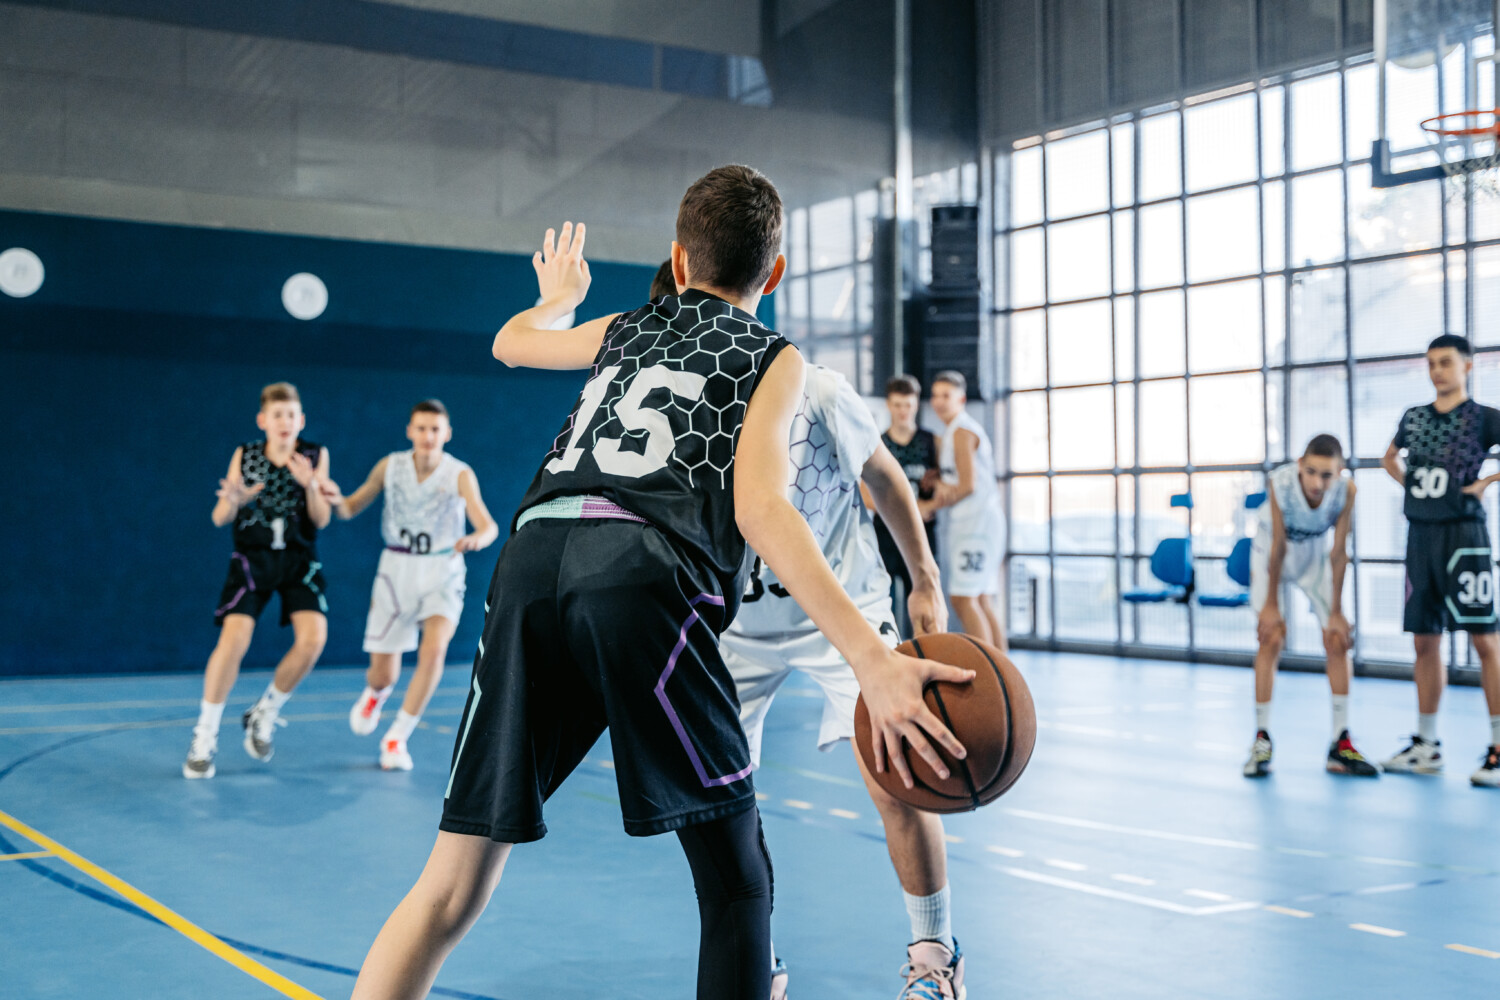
[547,364,708,479]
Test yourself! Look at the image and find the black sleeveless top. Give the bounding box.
[233,439,323,553]
[517,290,789,621]
[1394,400,1500,523]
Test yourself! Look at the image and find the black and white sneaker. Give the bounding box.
[1471,746,1500,788]
[182,726,217,779]
[1382,735,1443,774]
[1242,730,1273,778]
[242,705,285,762]
[1326,731,1380,776]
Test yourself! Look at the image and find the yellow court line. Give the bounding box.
[1446,943,1500,959]
[0,807,324,1000]
[0,850,53,861]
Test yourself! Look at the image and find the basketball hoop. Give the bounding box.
[1420,109,1500,202]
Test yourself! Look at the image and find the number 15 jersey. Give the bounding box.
[1394,400,1500,522]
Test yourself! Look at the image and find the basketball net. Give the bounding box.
[1422,109,1500,204]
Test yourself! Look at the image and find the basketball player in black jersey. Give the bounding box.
[350,168,973,1000]
[1381,335,1500,786]
[867,374,941,638]
[183,382,334,779]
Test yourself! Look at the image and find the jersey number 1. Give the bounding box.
[547,364,709,478]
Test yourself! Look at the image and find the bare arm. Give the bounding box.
[735,348,973,788]
[1329,481,1355,618]
[492,221,618,370]
[1256,488,1288,645]
[333,456,389,520]
[1382,440,1405,487]
[305,448,333,529]
[859,479,877,512]
[453,468,500,553]
[861,445,946,635]
[211,447,258,527]
[931,429,978,509]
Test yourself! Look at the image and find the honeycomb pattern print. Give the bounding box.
[237,440,318,530]
[787,394,851,542]
[546,294,778,490]
[1400,402,1495,480]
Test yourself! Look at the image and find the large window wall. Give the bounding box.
[995,52,1500,671]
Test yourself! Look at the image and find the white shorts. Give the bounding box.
[944,513,1002,598]
[363,549,466,654]
[721,605,900,767]
[1250,529,1335,627]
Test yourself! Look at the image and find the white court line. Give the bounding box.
[944,834,965,844]
[0,686,470,715]
[1354,882,1420,895]
[996,866,1261,916]
[0,707,464,737]
[1447,943,1500,959]
[782,799,813,810]
[1112,874,1156,886]
[986,845,1024,858]
[828,808,860,820]
[1044,859,1088,872]
[1264,905,1314,918]
[1351,923,1406,938]
[1184,889,1234,902]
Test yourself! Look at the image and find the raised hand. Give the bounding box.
[319,479,346,508]
[286,450,316,488]
[533,221,592,313]
[217,476,264,509]
[857,648,974,790]
[454,532,490,553]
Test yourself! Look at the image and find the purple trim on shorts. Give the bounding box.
[216,552,255,616]
[366,572,402,642]
[654,592,752,789]
[579,497,647,523]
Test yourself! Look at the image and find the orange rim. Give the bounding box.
[1421,109,1500,137]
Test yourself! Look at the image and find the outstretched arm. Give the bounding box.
[735,347,973,789]
[453,468,500,553]
[329,456,389,520]
[861,444,946,635]
[492,222,619,370]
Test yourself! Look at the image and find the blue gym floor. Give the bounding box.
[1,652,1496,999]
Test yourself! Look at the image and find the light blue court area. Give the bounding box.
[2,655,1498,999]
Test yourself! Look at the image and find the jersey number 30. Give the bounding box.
[1410,467,1450,499]
[547,364,708,478]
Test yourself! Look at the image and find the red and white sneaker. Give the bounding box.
[379,737,413,771]
[898,938,965,1000]
[349,689,389,736]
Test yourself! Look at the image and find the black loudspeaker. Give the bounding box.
[929,205,980,293]
[920,292,984,401]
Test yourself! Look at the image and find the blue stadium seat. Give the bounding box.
[1122,536,1194,603]
[1197,537,1253,607]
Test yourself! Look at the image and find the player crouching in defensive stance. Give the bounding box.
[1244,434,1376,778]
[184,382,334,778]
[349,167,972,1000]
[324,400,497,770]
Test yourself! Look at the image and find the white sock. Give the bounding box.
[1255,700,1272,734]
[1417,712,1439,743]
[197,700,225,734]
[385,710,420,743]
[258,682,292,714]
[1330,695,1349,741]
[1490,715,1500,748]
[903,884,953,949]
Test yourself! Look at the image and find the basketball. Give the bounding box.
[854,632,1036,814]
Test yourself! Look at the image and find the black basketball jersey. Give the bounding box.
[516,290,789,620]
[1393,400,1500,522]
[233,439,323,552]
[881,428,939,501]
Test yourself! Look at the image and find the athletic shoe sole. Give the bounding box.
[181,762,215,779]
[1326,762,1380,777]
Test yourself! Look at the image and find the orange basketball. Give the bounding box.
[854,633,1036,813]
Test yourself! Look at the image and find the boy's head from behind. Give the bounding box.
[674,165,785,299]
[257,382,305,445]
[650,260,677,300]
[408,399,453,455]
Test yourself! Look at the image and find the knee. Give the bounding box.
[294,627,327,658]
[1414,635,1442,657]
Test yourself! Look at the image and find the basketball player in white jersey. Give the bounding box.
[927,371,1005,649]
[720,362,967,1000]
[325,400,498,770]
[1243,434,1377,778]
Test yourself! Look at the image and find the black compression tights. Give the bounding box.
[675,804,774,1000]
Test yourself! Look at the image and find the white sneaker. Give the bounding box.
[1382,735,1443,774]
[379,737,413,771]
[1471,746,1500,788]
[242,704,286,762]
[349,691,386,736]
[182,726,217,779]
[1242,730,1273,778]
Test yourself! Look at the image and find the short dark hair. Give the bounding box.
[932,370,967,394]
[650,260,675,300]
[411,399,449,420]
[260,382,299,409]
[1428,333,1473,358]
[675,165,783,296]
[886,374,921,397]
[1303,433,1344,462]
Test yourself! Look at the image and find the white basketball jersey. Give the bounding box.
[381,451,471,553]
[730,366,892,636]
[938,410,1001,526]
[1260,462,1347,542]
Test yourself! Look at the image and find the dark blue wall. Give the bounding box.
[0,210,717,677]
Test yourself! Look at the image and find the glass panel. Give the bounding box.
[1010,476,1049,552]
[1048,300,1114,386]
[1112,122,1135,208]
[855,189,878,261]
[1447,249,1466,340]
[1188,279,1262,373]
[1189,470,1262,556]
[1353,357,1429,459]
[1186,187,1260,282]
[1385,61,1439,155]
[783,276,808,321]
[1050,385,1116,470]
[1009,390,1049,472]
[809,197,854,270]
[1189,373,1265,465]
[1010,308,1047,390]
[1011,145,1044,228]
[1265,274,1287,367]
[856,263,874,328]
[1054,557,1119,641]
[1047,215,1112,302]
[811,270,856,335]
[1347,165,1443,257]
[1138,201,1184,288]
[805,337,856,381]
[1116,382,1136,468]
[1350,254,1445,357]
[1290,73,1342,171]
[1474,245,1500,347]
[1291,169,1346,266]
[1345,62,1377,165]
[1052,476,1117,554]
[1261,85,1285,178]
[1289,365,1349,459]
[1117,474,1136,553]
[1139,379,1188,467]
[1266,367,1287,463]
[1185,93,1258,191]
[1262,179,1286,272]
[1010,228,1045,308]
[1007,556,1051,637]
[857,332,874,395]
[1140,112,1182,201]
[1113,209,1135,294]
[788,207,808,275]
[1290,266,1346,363]
[1139,289,1186,378]
[1115,297,1136,380]
[994,234,1010,309]
[1138,473,1191,552]
[1046,129,1110,219]
[1354,467,1407,559]
[1358,562,1412,661]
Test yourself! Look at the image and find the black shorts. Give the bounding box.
[1404,520,1499,634]
[214,548,328,627]
[440,518,756,844]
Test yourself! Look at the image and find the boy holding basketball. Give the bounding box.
[325,399,499,771]
[722,360,970,999]
[351,167,971,1000]
[183,382,334,779]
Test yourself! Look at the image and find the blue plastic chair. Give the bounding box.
[1123,494,1195,603]
[1195,492,1266,608]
